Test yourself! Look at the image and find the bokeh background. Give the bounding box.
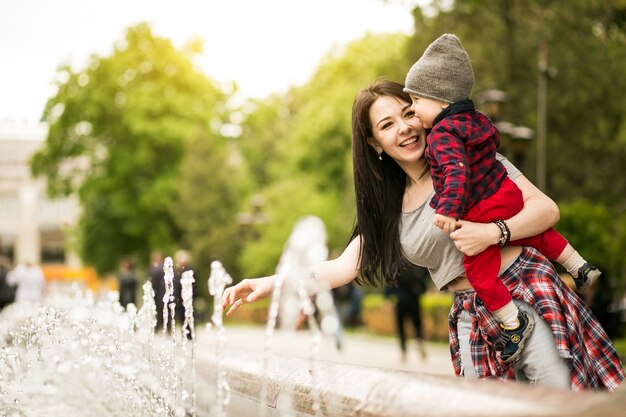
[1,0,625,350]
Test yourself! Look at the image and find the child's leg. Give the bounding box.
[462,178,523,319]
[463,245,512,313]
[464,248,534,363]
[484,177,601,292]
[464,241,521,328]
[510,227,568,261]
[511,231,601,291]
[463,181,535,363]
[560,246,602,291]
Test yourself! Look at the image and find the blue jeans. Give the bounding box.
[457,299,572,389]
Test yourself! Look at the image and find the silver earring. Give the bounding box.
[378,153,383,161]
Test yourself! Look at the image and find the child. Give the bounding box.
[403,33,601,364]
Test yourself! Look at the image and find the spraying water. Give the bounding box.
[0,285,180,416]
[162,257,175,335]
[180,270,196,417]
[0,217,341,417]
[260,215,339,416]
[208,260,233,417]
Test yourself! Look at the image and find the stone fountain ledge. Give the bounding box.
[1,295,625,417]
[193,345,626,417]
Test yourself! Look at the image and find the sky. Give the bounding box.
[0,0,418,124]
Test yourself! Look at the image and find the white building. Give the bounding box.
[0,120,80,266]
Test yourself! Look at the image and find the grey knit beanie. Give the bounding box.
[404,33,474,104]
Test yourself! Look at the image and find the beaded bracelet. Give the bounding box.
[493,220,511,246]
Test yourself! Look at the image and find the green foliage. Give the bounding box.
[30,23,228,274]
[361,292,452,341]
[421,292,454,310]
[364,291,452,310]
[613,338,626,361]
[174,133,245,290]
[409,0,626,209]
[361,293,386,309]
[281,33,411,194]
[28,2,626,295]
[557,200,612,268]
[236,96,291,190]
[558,200,626,290]
[405,0,626,291]
[235,33,411,277]
[238,2,626,292]
[238,176,347,277]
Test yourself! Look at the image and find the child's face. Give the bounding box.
[409,94,447,129]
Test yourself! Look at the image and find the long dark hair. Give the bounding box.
[350,79,413,287]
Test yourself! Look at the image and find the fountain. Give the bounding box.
[258,215,338,417]
[0,285,180,416]
[1,216,625,417]
[208,260,232,417]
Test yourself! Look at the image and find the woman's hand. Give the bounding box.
[222,276,275,316]
[449,219,501,256]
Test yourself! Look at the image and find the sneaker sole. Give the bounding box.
[580,270,602,292]
[502,314,536,364]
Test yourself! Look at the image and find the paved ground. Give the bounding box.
[212,323,455,377]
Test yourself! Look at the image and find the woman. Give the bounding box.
[223,80,624,390]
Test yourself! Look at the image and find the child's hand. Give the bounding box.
[434,214,458,234]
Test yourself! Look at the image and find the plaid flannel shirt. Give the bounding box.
[426,110,508,219]
[448,247,625,391]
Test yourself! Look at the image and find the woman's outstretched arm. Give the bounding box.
[222,236,362,316]
[450,174,560,256]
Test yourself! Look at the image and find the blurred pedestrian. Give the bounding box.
[118,257,137,309]
[385,263,429,361]
[173,250,197,330]
[0,256,15,310]
[6,260,45,303]
[332,281,363,328]
[331,280,364,350]
[149,250,166,330]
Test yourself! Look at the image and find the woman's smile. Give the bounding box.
[399,136,419,147]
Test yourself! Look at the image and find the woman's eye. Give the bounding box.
[405,110,415,118]
[382,122,393,130]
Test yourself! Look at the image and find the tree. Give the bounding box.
[31,23,228,274]
[174,131,245,284]
[407,0,626,207]
[235,33,412,277]
[404,0,626,290]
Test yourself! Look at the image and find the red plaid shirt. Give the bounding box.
[426,110,507,219]
[448,247,625,391]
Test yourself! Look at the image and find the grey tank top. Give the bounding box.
[399,154,522,290]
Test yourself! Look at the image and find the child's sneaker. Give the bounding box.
[499,310,535,364]
[572,262,601,293]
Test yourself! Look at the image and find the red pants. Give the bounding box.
[462,177,568,312]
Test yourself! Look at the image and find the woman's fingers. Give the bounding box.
[228,285,239,305]
[222,287,232,308]
[222,277,273,316]
[222,284,241,309]
[222,286,237,308]
[225,298,245,316]
[246,289,262,303]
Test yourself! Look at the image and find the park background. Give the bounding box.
[2,1,626,355]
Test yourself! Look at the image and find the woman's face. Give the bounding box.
[368,95,426,165]
[408,93,446,129]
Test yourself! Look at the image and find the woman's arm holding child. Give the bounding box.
[450,174,560,256]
